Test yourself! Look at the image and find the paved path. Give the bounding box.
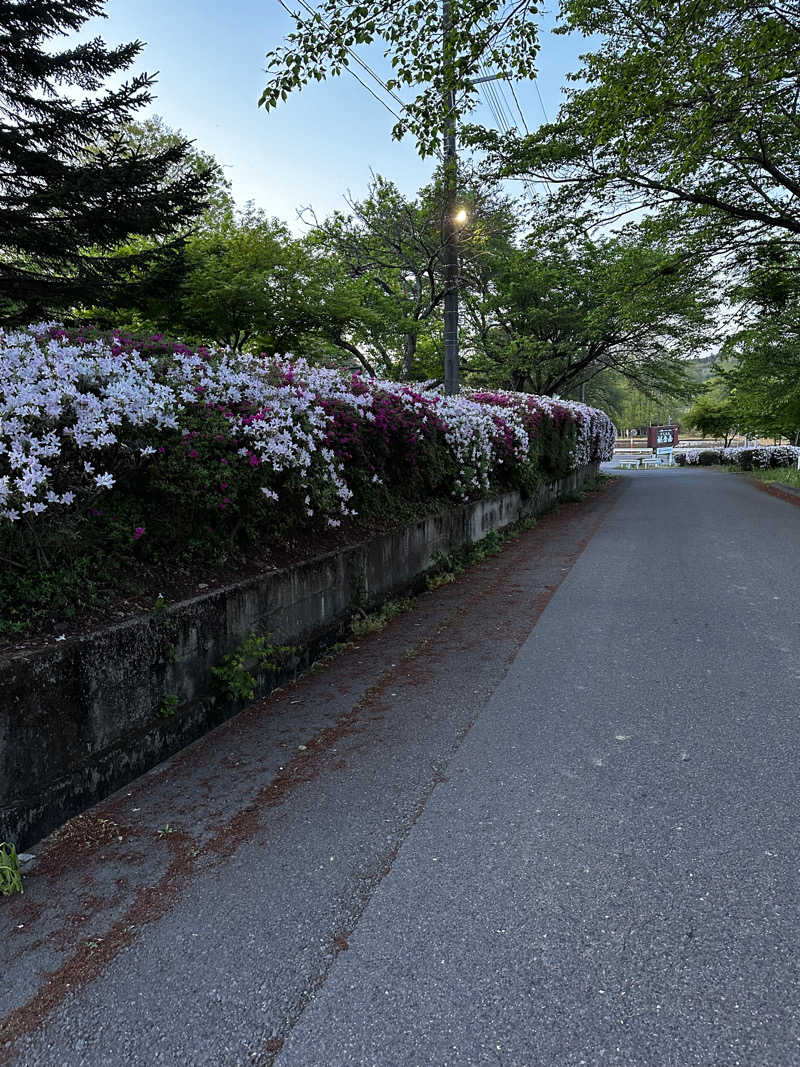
[3,472,799,1066]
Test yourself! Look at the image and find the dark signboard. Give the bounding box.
[647,425,679,449]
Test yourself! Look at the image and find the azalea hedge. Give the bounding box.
[675,446,800,469]
[0,326,615,633]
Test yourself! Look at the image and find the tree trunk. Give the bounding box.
[334,339,377,377]
[402,332,416,379]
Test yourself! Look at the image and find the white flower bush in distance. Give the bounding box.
[675,445,800,468]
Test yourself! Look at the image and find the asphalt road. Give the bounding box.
[4,471,799,1066]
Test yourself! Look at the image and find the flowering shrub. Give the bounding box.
[0,326,615,631]
[767,446,800,468]
[721,446,745,464]
[675,445,800,469]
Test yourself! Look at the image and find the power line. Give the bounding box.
[498,73,554,201]
[278,0,448,161]
[534,79,549,124]
[477,64,510,134]
[493,77,517,132]
[275,0,408,127]
[290,0,408,111]
[278,0,540,172]
[502,76,544,203]
[476,65,541,205]
[505,78,530,134]
[489,82,511,130]
[281,0,542,147]
[443,1,529,125]
[333,62,405,125]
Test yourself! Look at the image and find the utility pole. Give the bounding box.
[442,0,459,396]
[440,18,503,396]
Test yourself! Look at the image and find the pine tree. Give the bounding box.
[0,0,214,323]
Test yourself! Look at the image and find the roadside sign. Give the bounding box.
[656,446,673,456]
[647,425,680,448]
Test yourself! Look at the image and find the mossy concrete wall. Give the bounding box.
[0,464,598,849]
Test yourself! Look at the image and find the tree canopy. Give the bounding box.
[685,383,741,446]
[462,220,717,397]
[0,0,215,322]
[306,172,516,378]
[716,245,800,440]
[481,0,800,250]
[261,0,540,156]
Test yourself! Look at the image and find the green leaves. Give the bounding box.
[261,0,540,156]
[212,634,295,702]
[464,215,716,397]
[0,8,216,322]
[685,385,741,445]
[717,247,800,440]
[0,842,23,896]
[491,0,800,243]
[172,206,317,354]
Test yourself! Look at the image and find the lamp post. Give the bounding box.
[441,10,498,395]
[442,0,459,396]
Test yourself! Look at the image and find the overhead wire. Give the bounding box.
[502,74,552,199]
[434,2,549,204]
[505,79,530,134]
[533,79,549,125]
[477,64,509,133]
[278,0,548,184]
[475,60,541,205]
[287,0,407,109]
[493,77,517,132]
[275,0,419,137]
[443,0,527,125]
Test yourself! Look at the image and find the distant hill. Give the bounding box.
[686,355,716,383]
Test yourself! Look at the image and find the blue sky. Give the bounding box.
[80,0,590,229]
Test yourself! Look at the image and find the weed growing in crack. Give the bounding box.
[157,692,179,719]
[0,842,23,895]
[426,520,531,589]
[213,633,296,701]
[350,598,412,638]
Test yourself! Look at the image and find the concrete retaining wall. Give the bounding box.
[1,464,598,849]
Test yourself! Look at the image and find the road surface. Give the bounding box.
[3,471,799,1066]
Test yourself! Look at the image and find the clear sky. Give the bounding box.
[78,0,590,230]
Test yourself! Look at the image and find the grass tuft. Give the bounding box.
[0,842,23,896]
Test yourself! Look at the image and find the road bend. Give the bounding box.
[3,471,799,1066]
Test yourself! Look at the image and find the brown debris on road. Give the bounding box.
[1,479,622,1064]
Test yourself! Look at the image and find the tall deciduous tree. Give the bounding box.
[0,1,215,322]
[717,245,800,441]
[462,222,717,396]
[307,176,447,377]
[483,0,800,249]
[307,173,515,378]
[144,206,314,354]
[685,384,741,446]
[104,204,373,360]
[111,115,233,218]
